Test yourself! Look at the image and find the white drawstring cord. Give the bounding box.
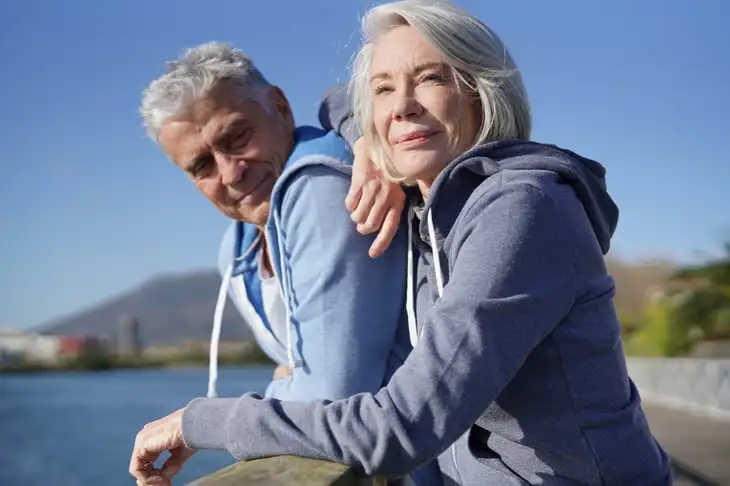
[272,213,298,370]
[277,231,297,369]
[207,231,261,399]
[427,209,444,297]
[427,209,458,479]
[208,263,233,399]
[406,208,418,347]
[406,208,445,347]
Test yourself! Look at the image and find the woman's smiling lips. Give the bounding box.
[395,130,439,146]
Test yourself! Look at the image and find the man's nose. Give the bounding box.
[392,88,423,122]
[216,152,248,186]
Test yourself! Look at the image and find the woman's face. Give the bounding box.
[370,25,480,194]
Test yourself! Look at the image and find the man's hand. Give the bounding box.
[129,408,196,485]
[345,137,406,258]
[272,364,292,380]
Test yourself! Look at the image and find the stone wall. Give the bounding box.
[627,358,730,421]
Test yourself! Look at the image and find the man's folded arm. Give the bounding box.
[264,163,407,400]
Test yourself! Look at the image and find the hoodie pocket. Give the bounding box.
[446,428,527,485]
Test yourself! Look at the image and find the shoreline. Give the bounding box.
[0,361,275,374]
[0,356,275,374]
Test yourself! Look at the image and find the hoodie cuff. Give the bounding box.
[339,116,363,149]
[181,397,238,451]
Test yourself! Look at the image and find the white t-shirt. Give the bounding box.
[257,246,289,345]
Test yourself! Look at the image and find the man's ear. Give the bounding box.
[268,86,295,132]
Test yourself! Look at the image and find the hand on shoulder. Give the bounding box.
[345,137,406,258]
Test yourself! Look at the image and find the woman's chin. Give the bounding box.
[394,155,449,185]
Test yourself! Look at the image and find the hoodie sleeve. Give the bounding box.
[262,163,407,401]
[181,183,577,476]
[318,84,362,148]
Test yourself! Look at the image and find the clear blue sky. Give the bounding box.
[1,0,728,330]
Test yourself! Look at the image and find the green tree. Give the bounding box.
[673,242,730,287]
[626,241,730,356]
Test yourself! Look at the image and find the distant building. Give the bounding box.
[0,328,101,364]
[117,315,141,355]
[0,329,26,365]
[0,328,61,363]
[58,335,103,358]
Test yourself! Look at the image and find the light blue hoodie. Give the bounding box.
[209,126,413,402]
[183,139,672,485]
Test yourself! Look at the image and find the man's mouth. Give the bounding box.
[235,174,270,204]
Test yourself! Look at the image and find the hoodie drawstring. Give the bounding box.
[426,209,460,482]
[406,208,444,347]
[406,208,418,347]
[207,231,261,399]
[207,263,233,399]
[273,213,298,370]
[427,209,445,297]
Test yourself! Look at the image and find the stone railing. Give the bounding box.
[188,456,387,486]
[626,358,730,421]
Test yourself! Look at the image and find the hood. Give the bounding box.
[420,139,619,255]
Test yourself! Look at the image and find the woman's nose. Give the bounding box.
[392,89,423,121]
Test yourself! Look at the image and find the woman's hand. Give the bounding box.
[346,137,406,258]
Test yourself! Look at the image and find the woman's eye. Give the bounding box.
[373,85,393,95]
[421,73,445,83]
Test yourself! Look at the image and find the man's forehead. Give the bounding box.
[158,119,204,166]
[185,85,255,125]
[159,83,264,162]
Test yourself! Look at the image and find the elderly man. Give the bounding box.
[133,41,414,478]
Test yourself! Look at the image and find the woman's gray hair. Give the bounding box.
[140,41,272,141]
[351,0,532,183]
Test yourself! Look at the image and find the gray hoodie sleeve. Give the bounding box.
[181,182,577,476]
[318,84,362,147]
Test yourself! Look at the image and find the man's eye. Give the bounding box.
[228,129,252,150]
[190,157,213,177]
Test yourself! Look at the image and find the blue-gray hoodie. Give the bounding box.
[182,139,672,485]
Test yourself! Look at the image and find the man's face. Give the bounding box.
[159,82,295,226]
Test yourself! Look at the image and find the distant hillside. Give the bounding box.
[39,257,675,347]
[605,256,676,317]
[39,271,252,347]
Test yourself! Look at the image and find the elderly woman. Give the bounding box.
[130,1,672,484]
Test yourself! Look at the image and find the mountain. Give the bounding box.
[39,257,676,347]
[39,270,253,347]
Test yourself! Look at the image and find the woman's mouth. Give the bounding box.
[396,131,438,145]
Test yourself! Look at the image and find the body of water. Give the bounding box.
[0,365,274,486]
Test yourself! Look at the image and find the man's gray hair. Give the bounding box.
[140,41,272,141]
[351,0,532,183]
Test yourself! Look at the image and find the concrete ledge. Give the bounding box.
[188,456,387,486]
[638,389,730,422]
[627,358,730,421]
[643,404,730,485]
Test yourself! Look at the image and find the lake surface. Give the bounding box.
[0,365,274,486]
